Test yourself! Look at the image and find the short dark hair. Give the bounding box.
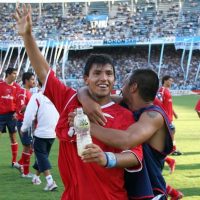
[128,69,159,102]
[5,68,17,77]
[162,75,172,85]
[22,72,34,85]
[84,54,115,78]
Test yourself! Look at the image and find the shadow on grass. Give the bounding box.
[176,163,200,170]
[178,151,200,156]
[185,175,200,178]
[179,187,200,197]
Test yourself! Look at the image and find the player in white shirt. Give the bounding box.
[21,81,59,191]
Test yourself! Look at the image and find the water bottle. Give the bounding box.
[74,108,92,156]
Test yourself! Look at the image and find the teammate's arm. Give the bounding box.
[77,87,107,126]
[13,4,49,84]
[77,87,123,125]
[90,111,164,150]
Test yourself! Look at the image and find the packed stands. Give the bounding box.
[0,0,200,41]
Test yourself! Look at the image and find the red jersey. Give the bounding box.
[0,80,21,114]
[16,88,32,121]
[195,99,200,112]
[44,70,143,200]
[156,86,173,122]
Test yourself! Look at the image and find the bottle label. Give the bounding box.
[79,119,89,129]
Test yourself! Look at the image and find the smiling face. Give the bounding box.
[84,63,115,105]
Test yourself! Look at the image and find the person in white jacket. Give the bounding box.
[21,81,59,191]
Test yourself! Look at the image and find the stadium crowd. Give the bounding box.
[0,0,200,41]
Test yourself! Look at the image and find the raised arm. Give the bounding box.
[13,4,49,84]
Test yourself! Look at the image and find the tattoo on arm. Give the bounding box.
[146,111,158,118]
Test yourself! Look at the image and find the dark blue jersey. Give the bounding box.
[124,105,173,200]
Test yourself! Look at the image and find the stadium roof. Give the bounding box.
[1,0,117,3]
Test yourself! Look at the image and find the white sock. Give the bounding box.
[46,175,53,185]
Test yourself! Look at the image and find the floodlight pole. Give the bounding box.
[155,0,157,10]
[180,46,186,79]
[108,1,110,15]
[6,46,14,69]
[39,3,42,17]
[17,48,26,77]
[148,41,152,66]
[131,0,134,14]
[185,38,193,82]
[1,46,11,76]
[158,43,165,78]
[85,2,88,15]
[13,47,22,70]
[195,62,200,82]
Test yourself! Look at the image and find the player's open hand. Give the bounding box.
[81,143,107,167]
[84,103,107,126]
[13,4,32,36]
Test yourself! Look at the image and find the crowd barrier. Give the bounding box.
[171,90,197,96]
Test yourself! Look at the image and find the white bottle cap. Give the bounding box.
[76,107,83,115]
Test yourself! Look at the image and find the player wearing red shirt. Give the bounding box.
[155,76,183,199]
[44,69,142,199]
[14,6,143,198]
[14,72,35,177]
[0,68,21,165]
[195,99,200,118]
[156,76,177,122]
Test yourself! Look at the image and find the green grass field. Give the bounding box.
[0,95,200,199]
[163,95,200,200]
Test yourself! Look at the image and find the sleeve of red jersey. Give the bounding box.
[43,70,76,114]
[123,146,143,172]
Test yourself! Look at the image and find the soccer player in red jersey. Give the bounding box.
[156,76,182,155]
[0,68,21,165]
[155,75,183,199]
[14,72,35,177]
[195,99,200,118]
[156,76,178,123]
[14,6,143,200]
